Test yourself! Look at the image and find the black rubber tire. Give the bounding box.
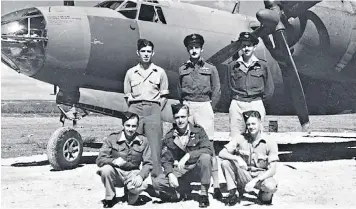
[47,127,83,170]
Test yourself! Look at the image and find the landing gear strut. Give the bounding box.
[46,105,88,170]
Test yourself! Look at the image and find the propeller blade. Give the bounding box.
[274,30,310,128]
[206,40,242,65]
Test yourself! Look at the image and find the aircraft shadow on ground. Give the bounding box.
[278,141,356,162]
[10,141,356,168]
[10,156,97,168]
[11,160,49,167]
[215,141,356,162]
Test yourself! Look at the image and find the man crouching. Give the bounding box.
[96,112,152,208]
[219,110,278,206]
[152,103,213,208]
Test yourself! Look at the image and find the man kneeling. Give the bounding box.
[96,112,152,208]
[219,110,278,206]
[152,103,213,208]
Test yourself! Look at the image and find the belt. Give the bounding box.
[130,100,160,106]
[232,95,262,101]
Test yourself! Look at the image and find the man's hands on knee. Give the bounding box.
[177,153,190,171]
[131,175,144,187]
[168,173,179,188]
[245,178,260,192]
[112,157,126,167]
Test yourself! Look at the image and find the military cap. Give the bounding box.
[183,33,204,47]
[121,111,139,125]
[137,38,154,50]
[171,103,189,115]
[238,32,259,45]
[242,110,261,122]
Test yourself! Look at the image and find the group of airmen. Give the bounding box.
[96,32,278,208]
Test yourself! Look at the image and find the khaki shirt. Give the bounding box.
[178,60,221,108]
[124,63,169,103]
[228,55,274,102]
[172,125,190,151]
[224,133,279,171]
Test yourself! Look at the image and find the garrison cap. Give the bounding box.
[184,33,204,47]
[242,110,261,122]
[121,111,139,124]
[171,103,189,115]
[238,32,259,45]
[137,38,154,50]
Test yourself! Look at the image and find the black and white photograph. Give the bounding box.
[1,0,356,208]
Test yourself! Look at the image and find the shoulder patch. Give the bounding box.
[192,123,204,131]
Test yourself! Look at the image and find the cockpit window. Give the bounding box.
[95,1,124,9]
[138,3,166,24]
[117,1,138,19]
[1,8,47,76]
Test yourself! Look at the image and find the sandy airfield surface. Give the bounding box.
[1,114,356,208]
[2,156,356,208]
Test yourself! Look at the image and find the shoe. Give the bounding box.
[258,191,273,205]
[127,192,140,205]
[237,187,244,198]
[122,186,128,201]
[199,195,210,208]
[225,194,240,206]
[145,185,160,198]
[102,197,116,208]
[212,188,223,200]
[180,192,191,201]
[159,191,180,202]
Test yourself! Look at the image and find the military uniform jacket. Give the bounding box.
[178,60,221,108]
[161,123,213,175]
[228,56,274,102]
[96,131,152,179]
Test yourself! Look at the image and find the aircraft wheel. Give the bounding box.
[47,127,83,170]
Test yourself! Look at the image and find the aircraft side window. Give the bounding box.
[118,1,138,19]
[138,4,166,24]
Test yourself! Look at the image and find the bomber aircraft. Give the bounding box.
[1,0,356,170]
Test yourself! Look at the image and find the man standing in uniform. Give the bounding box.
[219,110,279,206]
[96,112,152,208]
[124,39,169,177]
[178,33,222,199]
[152,103,213,208]
[228,32,274,137]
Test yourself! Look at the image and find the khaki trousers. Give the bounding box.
[221,160,278,194]
[229,99,266,137]
[183,101,214,140]
[97,165,150,200]
[152,154,212,195]
[183,100,220,187]
[128,102,162,177]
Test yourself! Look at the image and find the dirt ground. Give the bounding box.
[1,114,356,208]
[2,156,355,208]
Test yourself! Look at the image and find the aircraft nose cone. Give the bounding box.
[1,7,47,76]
